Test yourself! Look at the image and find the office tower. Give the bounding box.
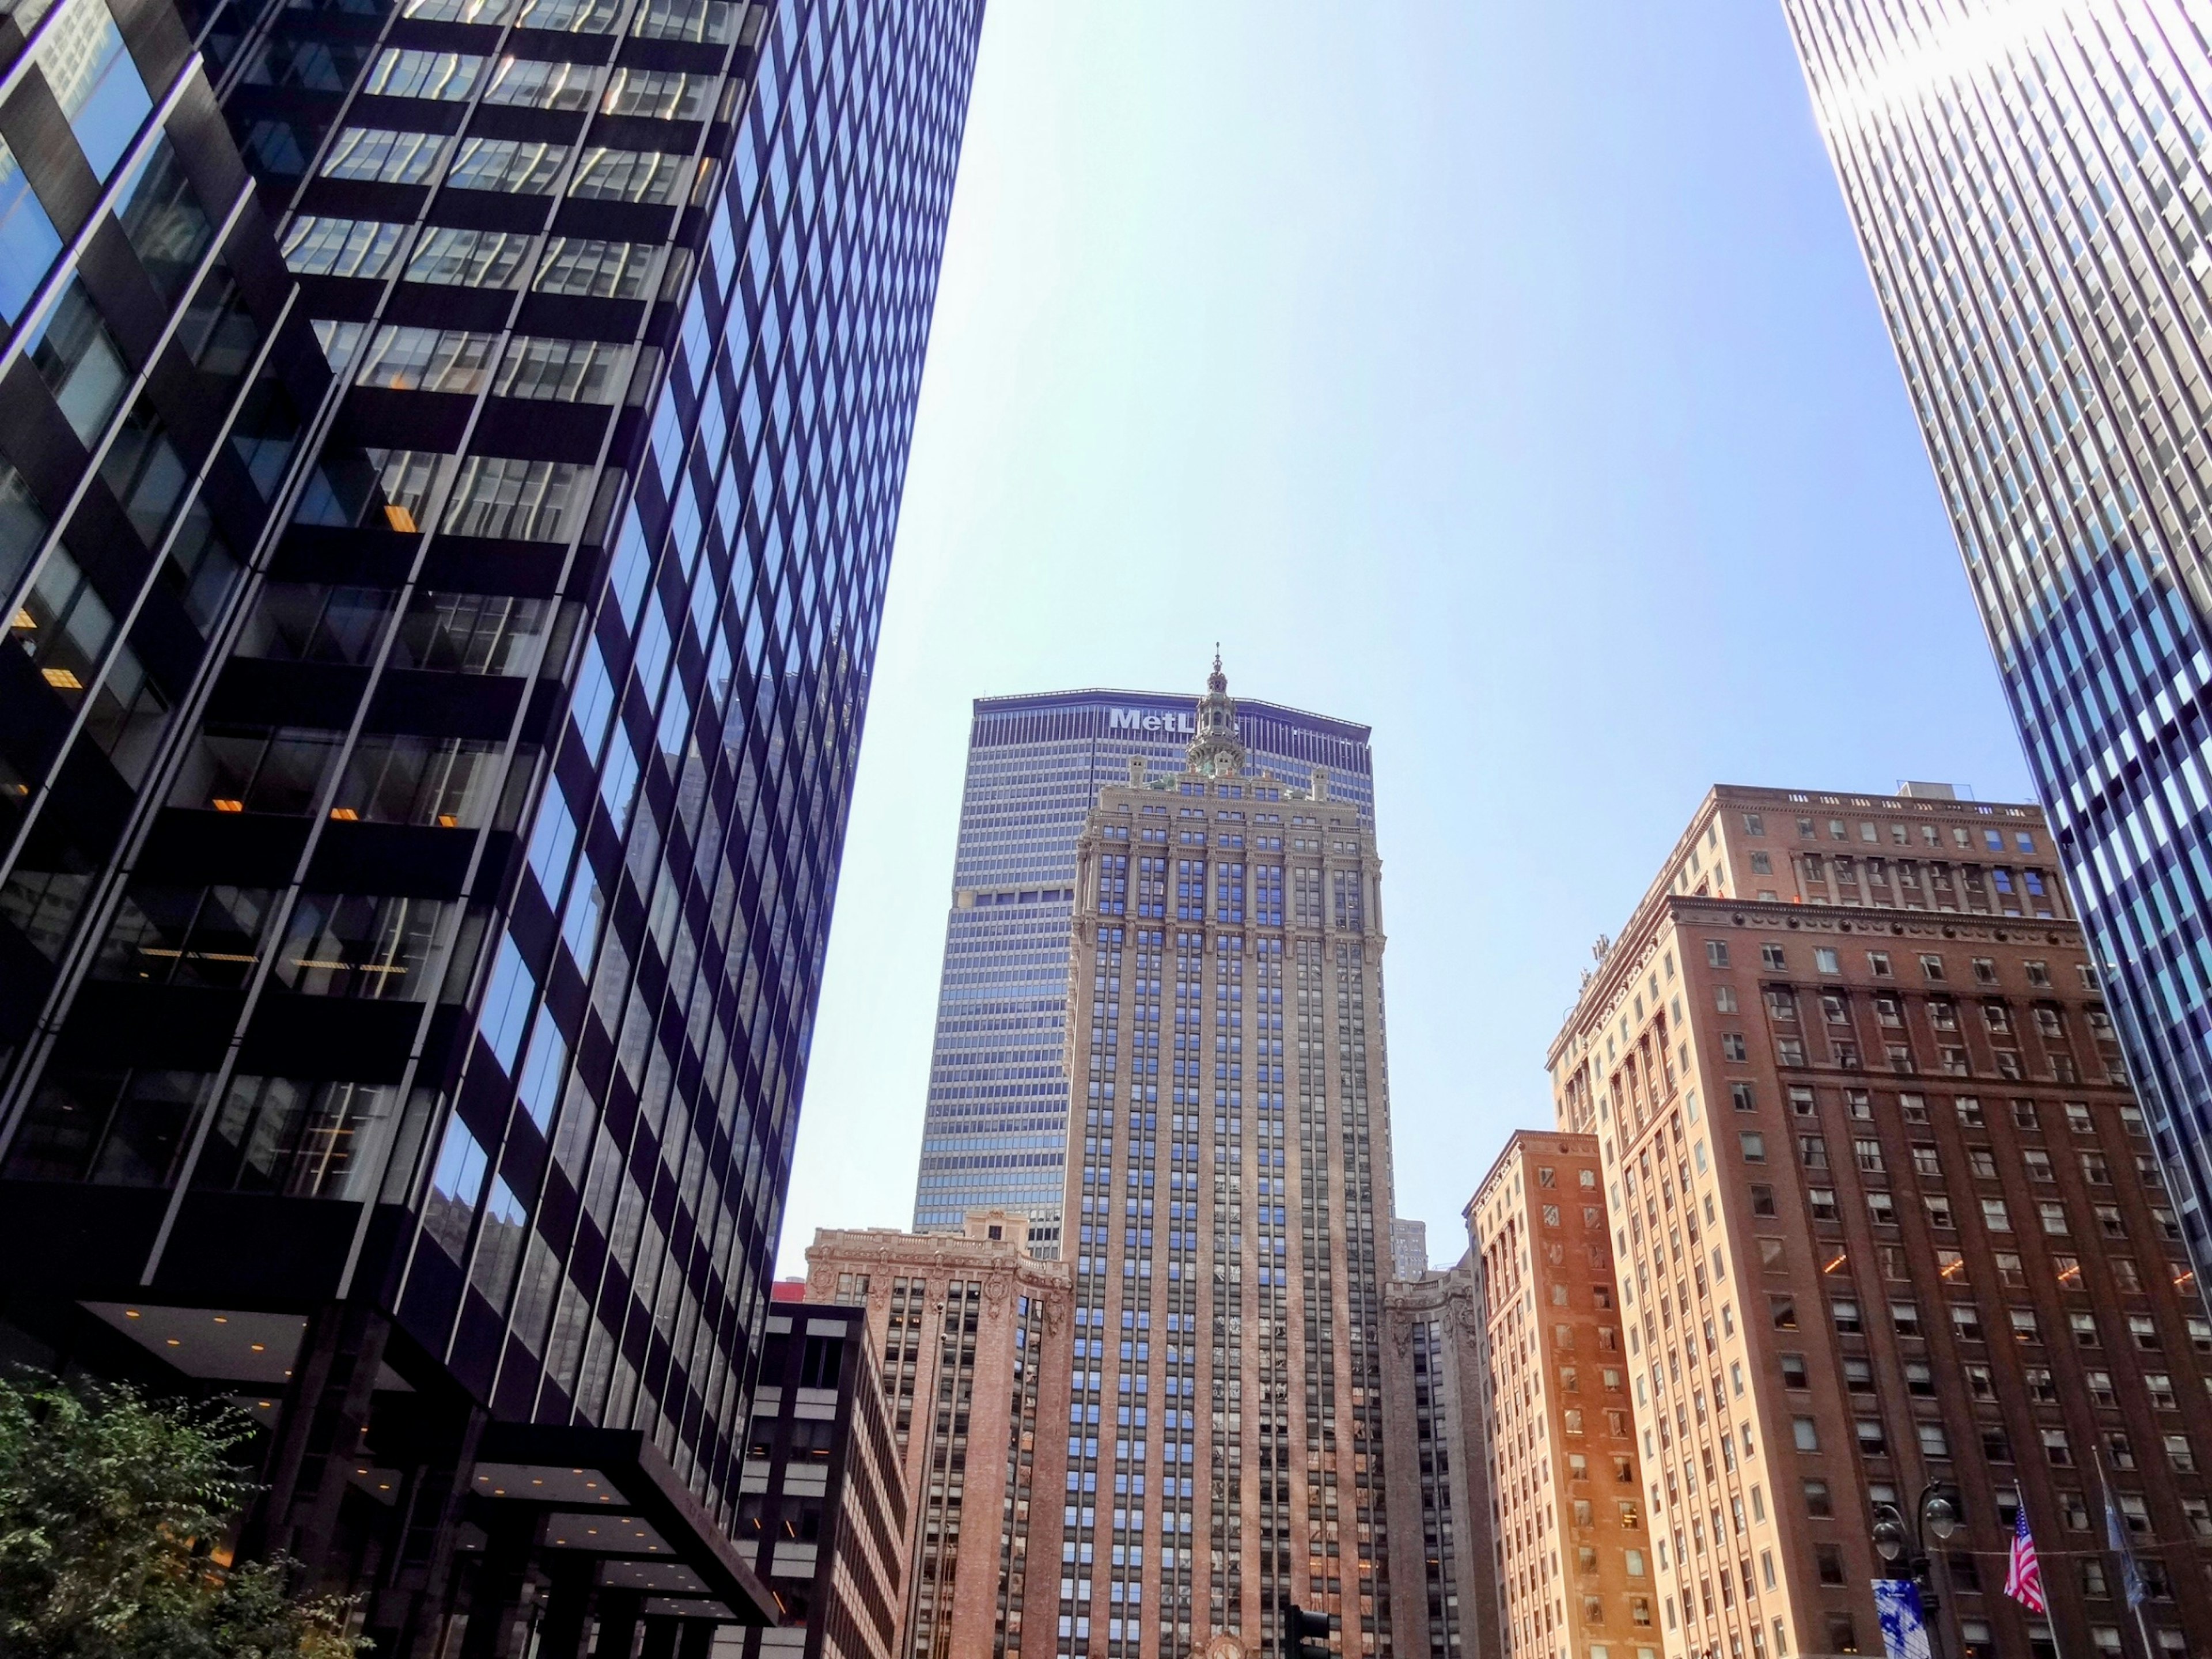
[1380,1255,1501,1659]
[911,687,1373,1249]
[802,1211,1074,1659]
[0,0,984,1645]
[1554,783,2212,1657]
[1391,1217,1429,1282]
[1464,1132,1643,1659]
[1785,0,2212,1289]
[1059,659,1396,1658]
[735,1289,907,1659]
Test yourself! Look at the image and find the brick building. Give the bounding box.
[802,1210,1074,1659]
[1467,1132,1645,1659]
[1381,1254,1500,1659]
[1551,784,2212,1658]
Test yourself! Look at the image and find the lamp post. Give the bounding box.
[1873,1481,1963,1659]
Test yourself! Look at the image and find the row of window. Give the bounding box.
[1707,935,2089,988]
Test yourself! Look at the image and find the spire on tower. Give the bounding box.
[1187,650,1247,779]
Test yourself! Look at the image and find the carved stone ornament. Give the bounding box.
[1193,1636,1249,1659]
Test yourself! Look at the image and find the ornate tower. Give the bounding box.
[1187,653,1249,780]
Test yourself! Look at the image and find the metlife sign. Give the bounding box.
[1109,708,1196,733]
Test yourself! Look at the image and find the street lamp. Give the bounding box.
[1872,1482,1963,1659]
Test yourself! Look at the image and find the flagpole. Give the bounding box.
[2016,1486,2072,1659]
[2093,1448,2158,1659]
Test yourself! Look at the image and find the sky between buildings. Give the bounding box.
[774,1,2038,1276]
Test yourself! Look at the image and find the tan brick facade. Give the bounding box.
[1468,1133,1647,1659]
[1551,786,2212,1659]
[803,1213,1074,1659]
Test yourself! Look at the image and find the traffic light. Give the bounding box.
[1282,1600,1331,1659]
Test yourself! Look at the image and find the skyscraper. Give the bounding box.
[911,687,1373,1248]
[1058,660,1396,1658]
[0,0,984,1646]
[1554,783,2212,1657]
[1785,0,2212,1286]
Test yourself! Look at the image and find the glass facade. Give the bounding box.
[912,686,1373,1244]
[0,0,982,1643]
[1787,0,2212,1285]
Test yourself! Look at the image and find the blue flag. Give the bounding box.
[2105,1488,2148,1608]
[1873,1578,1933,1659]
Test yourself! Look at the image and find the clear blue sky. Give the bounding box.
[773,2,2036,1276]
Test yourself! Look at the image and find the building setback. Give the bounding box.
[1785,0,2212,1299]
[912,687,1372,1248]
[737,1291,906,1659]
[1380,1254,1501,1659]
[1466,1133,1643,1659]
[1057,660,1396,1658]
[1554,784,2212,1658]
[0,0,984,1647]
[802,1211,1074,1659]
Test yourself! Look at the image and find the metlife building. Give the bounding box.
[910,679,1372,1246]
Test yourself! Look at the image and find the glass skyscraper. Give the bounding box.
[0,0,983,1645]
[1787,1,2212,1281]
[911,680,1372,1246]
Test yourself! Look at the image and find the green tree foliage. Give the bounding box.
[0,1374,366,1659]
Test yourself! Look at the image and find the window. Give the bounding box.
[1855,1418,1887,1456]
[363,47,484,97]
[1770,1297,1798,1331]
[483,55,601,108]
[1762,944,1786,971]
[1951,1304,1983,1342]
[493,336,629,403]
[448,137,567,194]
[601,65,715,118]
[534,236,659,298]
[440,456,589,541]
[569,146,695,203]
[27,281,128,446]
[323,127,446,184]
[1792,1417,1819,1451]
[1707,941,1730,968]
[37,0,153,180]
[1751,1185,1775,1217]
[1815,948,1840,974]
[1739,1132,1766,1164]
[1832,1298,1861,1334]
[356,325,500,395]
[1918,1423,1950,1458]
[1957,1097,1985,1127]
[1919,953,1946,981]
[406,226,534,287]
[281,215,406,279]
[1716,984,1739,1014]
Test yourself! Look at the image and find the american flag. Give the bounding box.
[2006,1502,2047,1612]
